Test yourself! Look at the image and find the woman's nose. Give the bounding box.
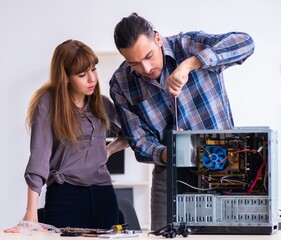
[87,72,95,82]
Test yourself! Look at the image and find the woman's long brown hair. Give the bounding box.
[26,39,109,144]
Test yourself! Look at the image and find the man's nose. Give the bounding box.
[141,62,151,74]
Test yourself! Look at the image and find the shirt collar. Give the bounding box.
[161,35,175,60]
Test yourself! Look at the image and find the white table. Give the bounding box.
[1,231,281,240]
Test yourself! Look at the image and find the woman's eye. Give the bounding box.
[78,73,86,78]
[91,67,96,72]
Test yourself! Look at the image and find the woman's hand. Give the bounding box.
[4,210,38,233]
[4,225,20,233]
[4,187,39,233]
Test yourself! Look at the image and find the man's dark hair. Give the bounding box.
[114,13,155,50]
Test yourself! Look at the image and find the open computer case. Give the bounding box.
[167,127,279,235]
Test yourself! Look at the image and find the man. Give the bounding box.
[109,13,255,230]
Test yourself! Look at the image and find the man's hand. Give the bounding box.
[166,56,202,97]
[161,148,167,164]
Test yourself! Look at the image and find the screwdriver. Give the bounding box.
[111,223,128,232]
[175,96,179,131]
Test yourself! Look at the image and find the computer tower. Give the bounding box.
[167,127,279,234]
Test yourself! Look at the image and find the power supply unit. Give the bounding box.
[167,127,279,235]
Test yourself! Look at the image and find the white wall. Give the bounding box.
[1,0,281,230]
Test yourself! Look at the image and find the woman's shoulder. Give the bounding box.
[37,90,52,111]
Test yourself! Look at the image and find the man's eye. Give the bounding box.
[145,54,152,60]
[129,63,137,67]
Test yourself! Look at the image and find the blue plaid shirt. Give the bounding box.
[109,31,255,165]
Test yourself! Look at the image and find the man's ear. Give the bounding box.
[154,32,163,47]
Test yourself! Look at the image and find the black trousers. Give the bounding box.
[44,182,119,229]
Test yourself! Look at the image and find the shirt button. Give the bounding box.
[92,136,95,139]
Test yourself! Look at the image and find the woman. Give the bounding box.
[5,39,128,231]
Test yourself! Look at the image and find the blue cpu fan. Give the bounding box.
[202,146,227,170]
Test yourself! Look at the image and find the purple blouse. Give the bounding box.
[24,92,122,194]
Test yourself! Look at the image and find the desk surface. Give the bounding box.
[1,231,281,240]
